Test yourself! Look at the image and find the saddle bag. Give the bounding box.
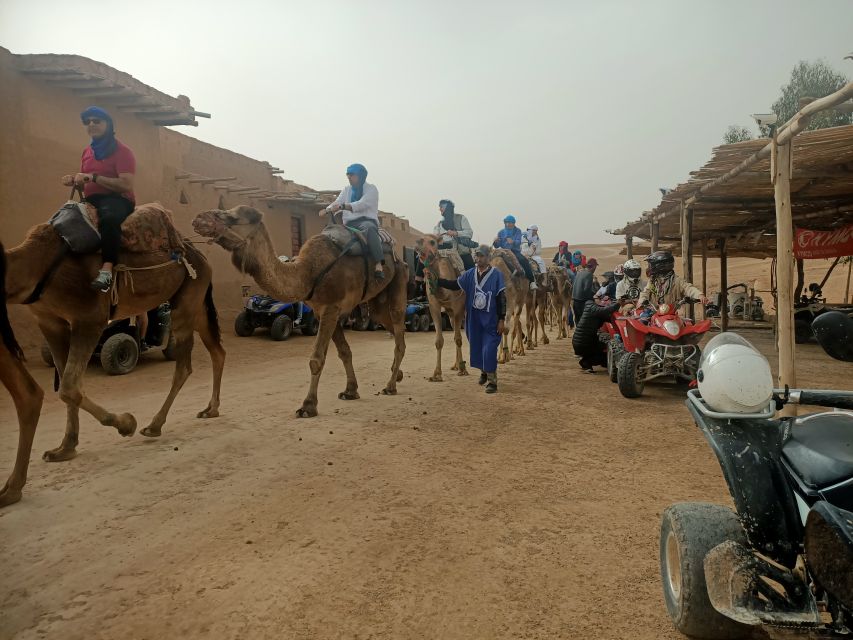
[49,190,100,254]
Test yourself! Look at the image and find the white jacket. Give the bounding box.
[433,214,474,254]
[326,183,379,225]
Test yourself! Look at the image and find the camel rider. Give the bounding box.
[61,106,136,292]
[616,259,644,301]
[553,241,572,270]
[323,163,385,281]
[434,199,475,270]
[493,215,537,291]
[436,245,506,394]
[523,225,547,285]
[638,250,708,309]
[570,250,586,273]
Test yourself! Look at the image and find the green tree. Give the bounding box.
[768,59,851,133]
[723,124,755,144]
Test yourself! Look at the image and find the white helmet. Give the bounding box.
[623,259,642,283]
[278,255,290,263]
[697,333,773,413]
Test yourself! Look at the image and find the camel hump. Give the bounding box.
[494,248,521,274]
[121,203,184,253]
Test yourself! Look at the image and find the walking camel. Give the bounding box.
[3,207,225,468]
[192,205,408,417]
[488,248,529,363]
[524,266,552,350]
[0,244,43,507]
[549,266,572,339]
[415,235,468,382]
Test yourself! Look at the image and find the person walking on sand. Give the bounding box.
[436,244,506,393]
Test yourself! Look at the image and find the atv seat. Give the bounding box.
[782,412,853,489]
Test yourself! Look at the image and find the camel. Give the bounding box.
[488,248,529,363]
[524,264,553,350]
[548,266,573,339]
[0,244,44,507]
[4,213,225,464]
[414,235,468,382]
[192,205,408,417]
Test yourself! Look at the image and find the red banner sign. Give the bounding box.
[794,225,853,259]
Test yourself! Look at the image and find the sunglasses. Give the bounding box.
[83,118,103,125]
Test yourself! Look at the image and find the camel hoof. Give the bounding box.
[112,413,137,437]
[381,387,397,396]
[0,485,22,508]
[543,337,550,345]
[296,407,317,418]
[457,369,469,377]
[140,426,162,438]
[42,447,78,463]
[197,408,220,419]
[338,391,360,400]
[428,375,443,382]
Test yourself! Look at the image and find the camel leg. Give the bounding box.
[296,307,340,418]
[0,348,44,507]
[428,297,444,382]
[371,269,407,395]
[141,328,194,438]
[498,317,512,364]
[514,308,527,357]
[332,323,359,400]
[452,308,468,376]
[194,303,225,420]
[538,297,549,345]
[39,322,81,462]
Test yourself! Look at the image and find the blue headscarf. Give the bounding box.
[346,163,368,203]
[81,106,117,160]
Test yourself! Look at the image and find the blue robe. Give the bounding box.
[458,266,505,372]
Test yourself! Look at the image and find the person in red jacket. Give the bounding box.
[61,106,136,292]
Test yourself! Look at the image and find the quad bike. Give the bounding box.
[795,283,853,344]
[405,297,434,332]
[660,332,853,639]
[41,304,175,375]
[614,298,711,397]
[704,285,764,321]
[234,294,318,341]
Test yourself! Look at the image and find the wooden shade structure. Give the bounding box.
[610,83,853,391]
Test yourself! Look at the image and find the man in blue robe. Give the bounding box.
[437,245,506,393]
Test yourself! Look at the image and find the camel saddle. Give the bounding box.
[321,223,395,256]
[437,248,465,276]
[49,200,184,255]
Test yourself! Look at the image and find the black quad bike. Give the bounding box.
[660,334,853,638]
[41,304,175,375]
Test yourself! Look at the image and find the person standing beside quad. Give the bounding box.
[571,257,599,327]
[436,245,506,394]
[61,106,136,292]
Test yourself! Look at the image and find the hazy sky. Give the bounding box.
[2,0,851,243]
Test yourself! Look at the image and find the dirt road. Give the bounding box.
[0,325,845,639]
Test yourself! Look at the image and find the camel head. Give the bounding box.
[192,206,264,244]
[415,234,441,262]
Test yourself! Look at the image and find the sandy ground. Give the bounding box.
[1,321,850,640]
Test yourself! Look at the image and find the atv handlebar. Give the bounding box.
[782,389,853,411]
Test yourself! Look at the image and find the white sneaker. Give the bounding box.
[529,282,538,291]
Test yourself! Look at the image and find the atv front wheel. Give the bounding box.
[660,503,750,639]
[234,311,255,337]
[100,333,139,375]
[301,315,319,336]
[794,318,812,344]
[617,352,645,398]
[270,315,294,341]
[419,313,431,332]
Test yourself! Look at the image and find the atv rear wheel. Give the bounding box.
[660,503,750,639]
[301,315,319,336]
[794,318,812,344]
[606,341,619,383]
[234,311,255,337]
[100,333,139,375]
[419,313,431,332]
[270,315,293,341]
[617,351,645,398]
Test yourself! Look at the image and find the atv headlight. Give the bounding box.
[658,304,672,315]
[663,320,681,336]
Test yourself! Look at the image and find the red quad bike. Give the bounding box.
[616,298,711,398]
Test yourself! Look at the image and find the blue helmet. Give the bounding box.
[503,215,516,224]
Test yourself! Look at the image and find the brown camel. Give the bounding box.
[0,244,44,507]
[548,266,573,339]
[524,263,554,350]
[192,206,408,418]
[488,248,529,363]
[4,214,225,464]
[414,235,468,382]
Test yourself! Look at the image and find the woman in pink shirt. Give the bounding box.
[61,106,136,292]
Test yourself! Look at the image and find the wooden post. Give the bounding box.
[651,222,660,252]
[794,259,805,302]
[774,138,796,392]
[701,240,708,319]
[720,238,728,332]
[846,258,852,303]
[626,236,634,259]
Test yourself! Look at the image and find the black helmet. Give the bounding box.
[644,250,675,277]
